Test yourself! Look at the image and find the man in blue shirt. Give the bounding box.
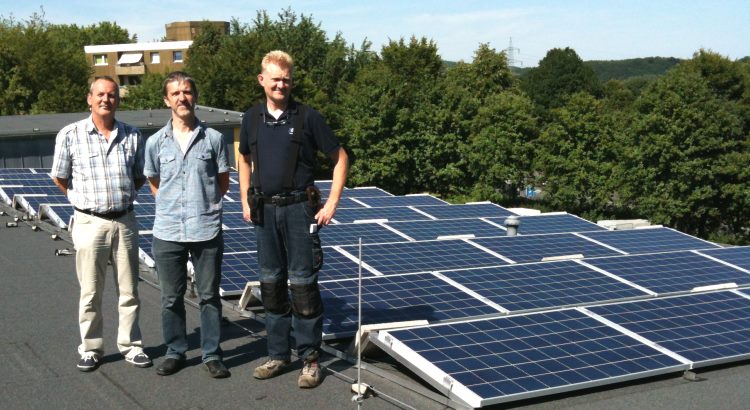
[144,71,231,378]
[238,50,348,388]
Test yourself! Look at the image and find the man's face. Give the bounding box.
[258,62,292,106]
[163,80,196,120]
[86,79,119,119]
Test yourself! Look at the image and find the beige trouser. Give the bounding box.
[72,210,144,358]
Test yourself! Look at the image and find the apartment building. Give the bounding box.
[83,21,229,86]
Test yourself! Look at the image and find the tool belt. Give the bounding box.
[248,186,322,225]
[263,191,308,207]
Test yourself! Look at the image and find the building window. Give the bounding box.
[173,51,183,63]
[94,55,108,65]
[151,52,160,64]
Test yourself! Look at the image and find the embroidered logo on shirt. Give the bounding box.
[289,127,294,135]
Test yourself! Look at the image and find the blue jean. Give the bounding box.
[152,234,224,362]
[254,200,322,361]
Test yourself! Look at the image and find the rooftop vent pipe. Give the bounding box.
[504,216,520,236]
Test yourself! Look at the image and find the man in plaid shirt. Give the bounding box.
[51,76,152,372]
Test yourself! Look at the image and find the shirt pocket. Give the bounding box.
[159,154,177,180]
[195,151,217,178]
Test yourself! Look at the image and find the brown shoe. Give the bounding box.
[253,358,290,379]
[298,359,322,388]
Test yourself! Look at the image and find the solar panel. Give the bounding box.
[415,203,515,220]
[486,213,605,235]
[0,179,56,186]
[337,239,508,275]
[220,252,256,295]
[384,218,506,241]
[470,233,622,264]
[351,194,447,208]
[320,272,503,338]
[136,215,155,232]
[696,247,750,272]
[13,194,69,215]
[222,212,252,229]
[337,198,372,209]
[586,290,750,367]
[582,251,750,294]
[579,227,720,254]
[318,223,408,246]
[332,187,393,198]
[222,228,256,253]
[373,309,686,408]
[0,168,48,176]
[219,247,376,295]
[38,204,74,228]
[332,206,431,224]
[440,260,649,312]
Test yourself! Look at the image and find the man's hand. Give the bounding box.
[242,203,252,222]
[315,201,337,226]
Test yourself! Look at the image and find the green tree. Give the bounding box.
[521,47,602,110]
[534,92,624,219]
[623,53,749,241]
[120,72,167,110]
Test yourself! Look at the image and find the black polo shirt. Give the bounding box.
[239,100,340,195]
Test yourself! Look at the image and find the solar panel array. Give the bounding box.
[3,167,750,408]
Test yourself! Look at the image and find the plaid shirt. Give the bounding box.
[51,116,144,213]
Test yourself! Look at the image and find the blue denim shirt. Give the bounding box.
[144,119,229,242]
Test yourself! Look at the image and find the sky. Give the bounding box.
[2,0,748,67]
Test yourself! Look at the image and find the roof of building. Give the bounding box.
[0,105,244,138]
[84,41,193,53]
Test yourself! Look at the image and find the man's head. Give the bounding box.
[87,76,119,120]
[258,50,294,108]
[162,71,198,122]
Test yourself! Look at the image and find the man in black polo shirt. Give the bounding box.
[238,50,348,388]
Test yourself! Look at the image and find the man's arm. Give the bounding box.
[218,172,230,196]
[134,177,146,191]
[147,177,160,197]
[238,153,253,222]
[51,177,69,196]
[316,147,348,226]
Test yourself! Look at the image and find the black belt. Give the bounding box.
[74,205,134,220]
[263,192,308,207]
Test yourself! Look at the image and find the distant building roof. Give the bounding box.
[84,41,193,53]
[0,105,243,138]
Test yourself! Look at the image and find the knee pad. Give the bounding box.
[260,281,290,315]
[289,283,323,319]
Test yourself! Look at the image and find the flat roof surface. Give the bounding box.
[0,105,243,137]
[1,208,749,409]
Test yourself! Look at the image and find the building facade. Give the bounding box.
[83,21,228,86]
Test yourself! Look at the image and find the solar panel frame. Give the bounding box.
[485,213,606,235]
[439,260,650,312]
[371,308,687,407]
[696,247,750,273]
[384,218,506,241]
[578,227,721,254]
[352,194,447,208]
[469,233,623,264]
[585,290,750,367]
[582,251,750,294]
[332,206,432,224]
[320,272,504,338]
[414,203,516,220]
[336,239,509,275]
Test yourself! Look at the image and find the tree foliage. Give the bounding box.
[521,47,602,110]
[0,12,134,114]
[2,9,750,244]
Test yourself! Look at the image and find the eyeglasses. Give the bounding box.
[263,112,288,126]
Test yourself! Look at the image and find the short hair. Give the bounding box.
[89,76,119,98]
[261,50,294,75]
[162,71,198,98]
